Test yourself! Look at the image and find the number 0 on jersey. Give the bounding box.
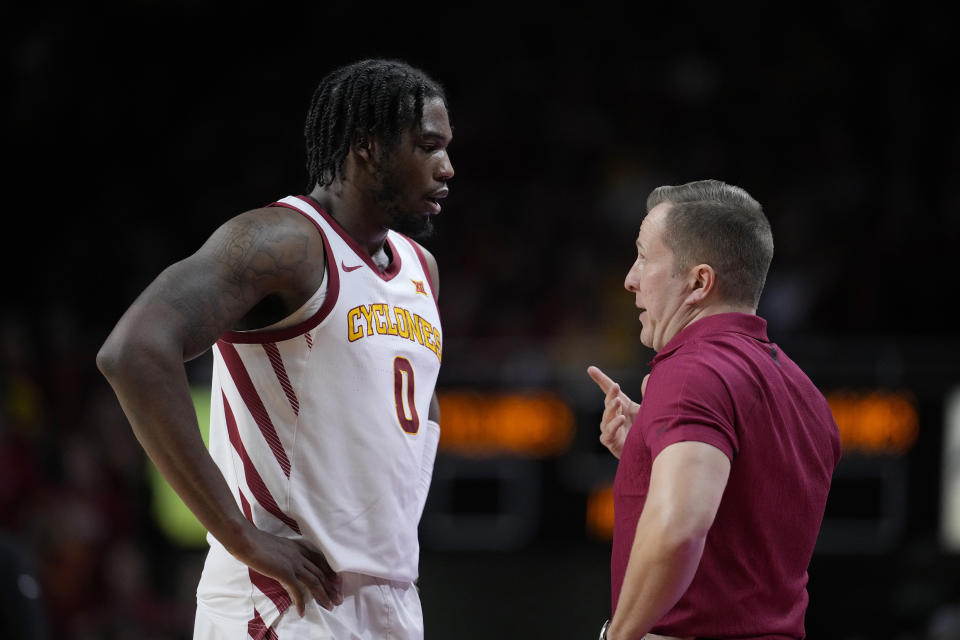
[393,356,420,434]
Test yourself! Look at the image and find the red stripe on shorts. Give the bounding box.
[239,494,293,621]
[247,607,280,640]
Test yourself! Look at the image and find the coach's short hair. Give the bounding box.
[646,179,774,308]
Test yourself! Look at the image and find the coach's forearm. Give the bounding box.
[607,518,707,640]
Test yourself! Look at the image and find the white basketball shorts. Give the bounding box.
[193,572,424,640]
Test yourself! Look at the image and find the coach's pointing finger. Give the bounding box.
[587,365,617,394]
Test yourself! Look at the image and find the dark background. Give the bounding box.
[2,4,959,639]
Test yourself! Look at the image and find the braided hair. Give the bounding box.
[304,59,447,190]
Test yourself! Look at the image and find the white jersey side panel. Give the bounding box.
[197,196,442,628]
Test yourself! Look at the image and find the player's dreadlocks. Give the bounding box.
[304,59,447,191]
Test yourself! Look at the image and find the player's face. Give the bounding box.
[624,204,692,351]
[373,97,454,238]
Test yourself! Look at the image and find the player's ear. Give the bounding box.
[352,130,376,165]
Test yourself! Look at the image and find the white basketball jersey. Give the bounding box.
[196,195,442,629]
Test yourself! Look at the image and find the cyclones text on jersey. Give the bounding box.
[347,302,442,362]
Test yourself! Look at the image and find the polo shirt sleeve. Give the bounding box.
[641,349,738,461]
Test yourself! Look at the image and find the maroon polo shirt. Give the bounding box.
[611,313,841,639]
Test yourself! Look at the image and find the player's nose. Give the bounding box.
[436,151,454,181]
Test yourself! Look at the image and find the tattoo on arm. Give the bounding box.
[148,211,313,359]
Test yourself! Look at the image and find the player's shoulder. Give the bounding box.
[394,235,439,298]
[397,235,439,275]
[398,235,436,262]
[214,204,321,243]
[236,203,314,226]
[202,204,326,276]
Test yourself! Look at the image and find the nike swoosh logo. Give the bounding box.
[342,261,363,272]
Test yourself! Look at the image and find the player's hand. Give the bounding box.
[587,366,643,459]
[231,526,343,616]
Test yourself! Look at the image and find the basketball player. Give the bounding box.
[97,59,453,639]
[587,180,841,640]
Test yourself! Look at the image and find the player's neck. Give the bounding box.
[308,184,389,257]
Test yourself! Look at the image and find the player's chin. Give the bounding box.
[410,218,435,240]
[390,211,434,240]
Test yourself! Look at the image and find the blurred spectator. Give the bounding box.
[0,532,49,639]
[929,602,960,640]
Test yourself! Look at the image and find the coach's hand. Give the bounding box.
[232,526,343,616]
[587,366,646,459]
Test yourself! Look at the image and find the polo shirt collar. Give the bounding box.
[650,312,769,365]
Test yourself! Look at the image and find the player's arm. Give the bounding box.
[96,207,340,615]
[606,441,731,640]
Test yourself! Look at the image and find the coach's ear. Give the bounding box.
[684,263,715,306]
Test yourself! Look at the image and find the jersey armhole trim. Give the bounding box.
[401,235,440,316]
[219,202,340,344]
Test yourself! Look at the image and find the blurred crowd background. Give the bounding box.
[3,4,959,639]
